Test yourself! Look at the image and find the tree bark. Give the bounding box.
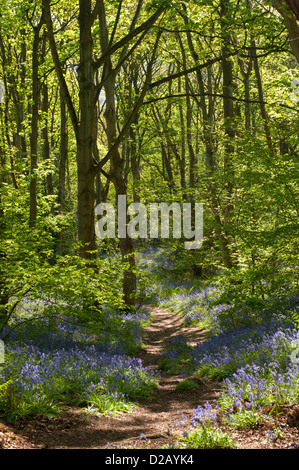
[42,81,54,197]
[180,6,235,268]
[271,0,299,63]
[252,39,275,157]
[58,88,68,213]
[76,0,97,260]
[29,15,44,226]
[99,2,136,307]
[220,0,235,213]
[238,56,253,130]
[177,75,186,196]
[0,143,9,326]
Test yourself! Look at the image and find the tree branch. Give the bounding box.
[94,31,162,175]
[144,92,266,105]
[149,53,239,90]
[92,3,166,70]
[42,0,79,139]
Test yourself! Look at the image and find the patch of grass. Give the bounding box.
[0,390,63,422]
[223,409,268,429]
[174,379,199,392]
[83,392,136,417]
[159,334,193,375]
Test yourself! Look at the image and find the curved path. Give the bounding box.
[11,306,222,449]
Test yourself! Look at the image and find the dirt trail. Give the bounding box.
[6,306,222,449]
[2,305,299,449]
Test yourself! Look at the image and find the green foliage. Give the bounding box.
[179,425,237,449]
[211,264,297,331]
[160,240,217,279]
[84,394,135,418]
[291,308,299,328]
[223,410,268,429]
[0,380,14,411]
[0,377,61,421]
[2,394,62,422]
[35,251,124,319]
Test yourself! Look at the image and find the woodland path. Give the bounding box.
[2,306,299,449]
[2,306,222,449]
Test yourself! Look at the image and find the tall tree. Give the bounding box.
[29,9,45,226]
[43,0,168,306]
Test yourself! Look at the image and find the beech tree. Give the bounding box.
[42,0,169,306]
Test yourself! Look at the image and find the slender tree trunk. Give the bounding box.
[239,57,253,130]
[161,142,174,189]
[185,80,196,191]
[29,18,44,226]
[58,88,68,213]
[42,81,54,197]
[177,35,196,195]
[178,75,186,196]
[180,11,235,268]
[0,133,9,325]
[10,28,27,163]
[219,0,236,267]
[252,39,275,156]
[130,126,141,203]
[131,69,142,204]
[220,0,235,213]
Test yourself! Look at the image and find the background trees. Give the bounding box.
[0,0,298,324]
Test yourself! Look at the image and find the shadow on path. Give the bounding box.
[12,306,223,449]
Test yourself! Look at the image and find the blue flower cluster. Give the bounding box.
[160,286,222,330]
[191,315,298,374]
[191,402,218,427]
[187,311,299,409]
[0,311,158,406]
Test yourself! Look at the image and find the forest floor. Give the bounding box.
[0,305,299,450]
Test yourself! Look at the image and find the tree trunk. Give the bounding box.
[130,126,141,204]
[220,0,235,214]
[0,140,9,326]
[271,0,299,63]
[238,57,253,130]
[29,20,43,226]
[58,88,68,213]
[42,81,54,197]
[180,9,235,268]
[252,39,275,156]
[76,0,97,260]
[178,75,186,196]
[99,2,136,308]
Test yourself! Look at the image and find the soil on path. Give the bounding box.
[0,306,221,449]
[1,306,299,449]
